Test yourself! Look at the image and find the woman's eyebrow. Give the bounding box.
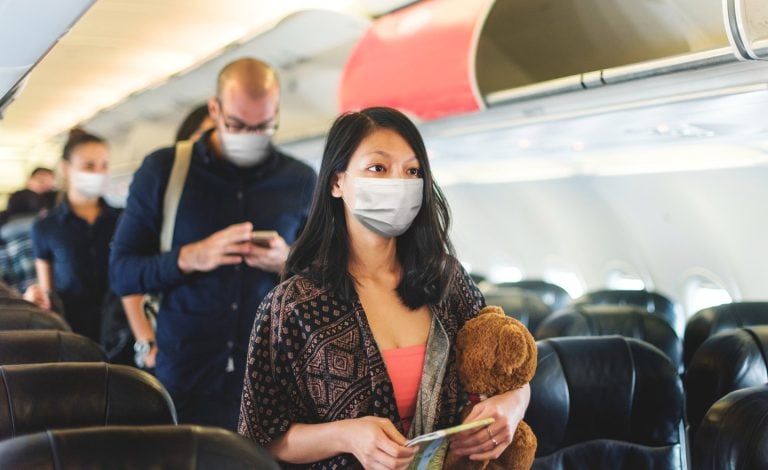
[362,150,418,162]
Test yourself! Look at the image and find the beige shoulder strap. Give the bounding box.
[160,140,193,253]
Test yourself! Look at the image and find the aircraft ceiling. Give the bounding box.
[0,0,410,196]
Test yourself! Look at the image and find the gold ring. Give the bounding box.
[487,427,498,447]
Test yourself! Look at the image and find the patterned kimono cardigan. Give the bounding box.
[239,265,485,469]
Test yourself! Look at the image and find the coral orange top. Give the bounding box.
[381,344,427,434]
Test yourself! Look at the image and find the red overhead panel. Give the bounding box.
[339,0,493,120]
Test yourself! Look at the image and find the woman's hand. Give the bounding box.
[340,416,417,470]
[143,344,158,369]
[449,383,531,461]
[23,284,50,310]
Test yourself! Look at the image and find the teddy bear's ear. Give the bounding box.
[479,305,505,317]
[497,322,531,371]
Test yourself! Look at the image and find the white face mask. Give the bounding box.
[220,131,271,167]
[347,177,424,238]
[70,170,107,199]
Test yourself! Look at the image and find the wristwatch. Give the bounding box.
[134,339,155,368]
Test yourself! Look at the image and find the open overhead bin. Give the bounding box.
[339,0,494,120]
[339,0,740,120]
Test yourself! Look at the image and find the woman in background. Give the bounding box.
[175,103,214,142]
[32,128,119,342]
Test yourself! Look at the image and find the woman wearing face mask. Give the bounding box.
[32,128,120,342]
[239,107,530,469]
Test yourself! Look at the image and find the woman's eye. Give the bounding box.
[367,164,385,173]
[408,168,423,177]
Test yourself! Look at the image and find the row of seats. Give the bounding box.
[685,325,768,443]
[486,283,768,378]
[0,425,275,469]
[482,286,686,339]
[525,334,768,469]
[2,280,766,468]
[0,287,278,469]
[526,336,686,469]
[489,282,768,468]
[536,304,683,374]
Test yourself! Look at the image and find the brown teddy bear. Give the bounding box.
[444,305,538,470]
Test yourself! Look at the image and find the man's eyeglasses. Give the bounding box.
[217,100,279,135]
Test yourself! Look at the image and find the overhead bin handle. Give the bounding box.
[724,0,768,60]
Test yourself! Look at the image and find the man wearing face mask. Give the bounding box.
[110,58,316,430]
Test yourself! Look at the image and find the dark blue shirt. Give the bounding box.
[109,133,316,396]
[32,199,121,341]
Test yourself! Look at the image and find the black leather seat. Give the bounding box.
[484,287,552,334]
[0,331,106,364]
[0,297,37,307]
[0,281,17,298]
[499,279,571,312]
[0,363,176,440]
[693,384,768,469]
[535,304,683,374]
[685,326,768,444]
[0,425,280,469]
[572,289,685,338]
[527,336,686,469]
[683,301,768,367]
[0,305,70,332]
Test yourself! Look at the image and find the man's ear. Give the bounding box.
[207,96,219,121]
[330,173,344,198]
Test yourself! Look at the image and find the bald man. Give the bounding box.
[110,58,316,430]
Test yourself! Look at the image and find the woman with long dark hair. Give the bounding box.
[239,107,530,469]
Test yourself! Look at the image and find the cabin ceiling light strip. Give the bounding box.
[436,83,768,138]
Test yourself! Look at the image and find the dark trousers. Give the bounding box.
[170,371,243,431]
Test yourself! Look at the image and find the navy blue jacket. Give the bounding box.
[110,133,316,396]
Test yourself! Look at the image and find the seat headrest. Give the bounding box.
[685,326,768,441]
[0,331,106,365]
[483,287,552,333]
[536,304,683,374]
[0,425,280,469]
[572,289,684,337]
[693,384,768,470]
[683,302,768,366]
[497,280,571,312]
[0,306,71,332]
[531,439,683,469]
[0,282,18,299]
[526,336,683,458]
[0,298,36,308]
[0,363,176,439]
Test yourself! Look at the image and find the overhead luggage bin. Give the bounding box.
[339,0,739,120]
[477,0,728,96]
[339,0,495,120]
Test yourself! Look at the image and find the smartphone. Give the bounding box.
[250,230,278,247]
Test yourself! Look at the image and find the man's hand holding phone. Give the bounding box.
[245,230,289,273]
[250,230,279,247]
[178,222,253,273]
